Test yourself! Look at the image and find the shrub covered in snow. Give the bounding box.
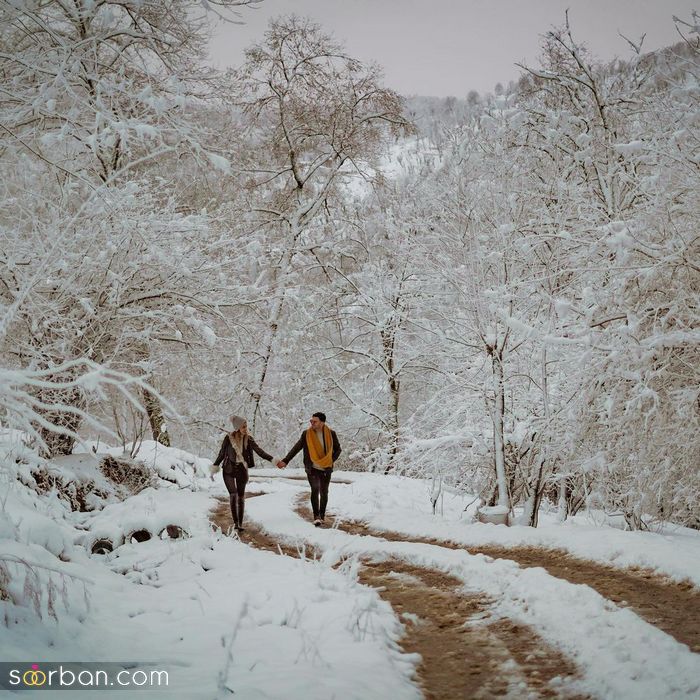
[99,455,155,495]
[31,466,108,512]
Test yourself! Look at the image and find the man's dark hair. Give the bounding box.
[312,411,326,423]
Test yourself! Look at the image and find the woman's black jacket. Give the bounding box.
[213,435,273,469]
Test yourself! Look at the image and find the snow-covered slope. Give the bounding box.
[1,442,699,699]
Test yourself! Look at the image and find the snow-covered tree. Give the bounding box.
[0,0,256,454]
[316,181,439,472]
[229,15,410,432]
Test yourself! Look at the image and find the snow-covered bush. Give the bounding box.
[99,455,155,495]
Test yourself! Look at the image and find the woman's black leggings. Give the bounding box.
[222,463,248,527]
[306,467,332,519]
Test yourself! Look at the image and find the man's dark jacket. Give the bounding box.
[282,427,342,470]
[213,435,272,470]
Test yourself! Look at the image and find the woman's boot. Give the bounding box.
[229,494,240,531]
[237,497,245,531]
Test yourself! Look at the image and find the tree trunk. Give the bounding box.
[520,493,537,527]
[527,345,550,526]
[524,458,546,527]
[382,327,401,475]
[491,348,510,510]
[251,222,300,433]
[251,298,285,433]
[383,382,400,474]
[142,388,170,447]
[557,474,568,522]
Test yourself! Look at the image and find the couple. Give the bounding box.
[212,412,342,532]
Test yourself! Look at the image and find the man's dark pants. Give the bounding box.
[306,467,332,519]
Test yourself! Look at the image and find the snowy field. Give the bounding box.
[1,441,699,699]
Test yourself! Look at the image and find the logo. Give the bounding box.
[22,664,47,687]
[1,661,170,690]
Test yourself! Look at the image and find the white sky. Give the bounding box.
[207,0,698,96]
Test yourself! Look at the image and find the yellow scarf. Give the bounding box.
[306,425,333,469]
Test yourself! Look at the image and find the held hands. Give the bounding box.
[271,455,286,469]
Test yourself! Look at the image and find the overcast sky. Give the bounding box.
[208,0,698,97]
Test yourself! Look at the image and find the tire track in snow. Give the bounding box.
[221,487,700,698]
[359,559,586,700]
[212,495,585,699]
[337,517,700,654]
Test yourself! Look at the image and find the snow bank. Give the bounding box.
[323,470,700,587]
[0,452,421,700]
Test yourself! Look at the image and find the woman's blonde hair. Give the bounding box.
[229,426,248,449]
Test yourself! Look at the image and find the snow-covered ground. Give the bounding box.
[1,442,699,699]
[297,468,700,587]
[250,469,700,699]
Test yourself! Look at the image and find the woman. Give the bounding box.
[212,415,277,532]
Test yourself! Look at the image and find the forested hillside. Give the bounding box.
[2,2,698,529]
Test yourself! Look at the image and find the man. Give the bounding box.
[278,412,342,526]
